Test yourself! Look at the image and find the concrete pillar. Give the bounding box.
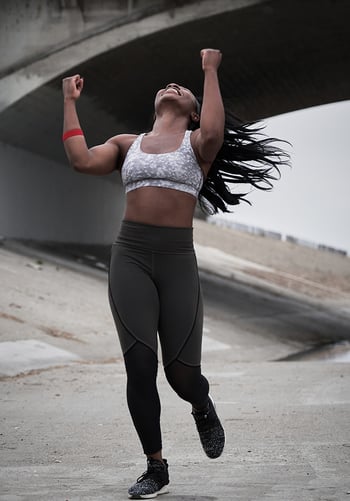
[0,141,125,244]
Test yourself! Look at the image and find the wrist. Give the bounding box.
[203,67,218,74]
[64,97,77,105]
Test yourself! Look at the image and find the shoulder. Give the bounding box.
[106,134,139,169]
[106,133,138,150]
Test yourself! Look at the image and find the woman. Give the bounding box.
[62,49,288,499]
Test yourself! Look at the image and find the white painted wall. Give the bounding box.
[0,141,125,244]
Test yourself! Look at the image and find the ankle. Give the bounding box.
[192,399,209,414]
[147,451,163,463]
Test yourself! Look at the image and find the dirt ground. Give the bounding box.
[193,218,350,301]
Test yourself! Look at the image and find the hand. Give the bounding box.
[62,74,84,101]
[200,49,222,72]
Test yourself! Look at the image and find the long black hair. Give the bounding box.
[191,104,291,215]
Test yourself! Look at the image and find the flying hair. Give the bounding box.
[190,103,291,215]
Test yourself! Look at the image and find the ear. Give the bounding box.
[190,111,200,123]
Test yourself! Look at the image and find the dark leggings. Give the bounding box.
[108,220,209,455]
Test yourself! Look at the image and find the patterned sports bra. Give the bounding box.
[121,130,204,198]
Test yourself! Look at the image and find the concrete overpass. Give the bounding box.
[0,0,349,244]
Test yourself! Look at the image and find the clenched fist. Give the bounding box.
[62,75,84,101]
[200,49,222,72]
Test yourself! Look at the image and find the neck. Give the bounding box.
[151,112,188,135]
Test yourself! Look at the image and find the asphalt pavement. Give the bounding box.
[0,228,350,501]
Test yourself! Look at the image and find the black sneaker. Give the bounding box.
[128,458,169,499]
[192,395,225,459]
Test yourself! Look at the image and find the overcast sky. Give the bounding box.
[212,100,350,254]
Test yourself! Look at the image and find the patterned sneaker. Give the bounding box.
[128,458,169,499]
[192,395,225,459]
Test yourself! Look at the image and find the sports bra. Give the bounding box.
[121,130,204,198]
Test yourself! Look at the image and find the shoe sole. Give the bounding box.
[128,485,169,499]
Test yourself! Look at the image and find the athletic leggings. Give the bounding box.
[108,220,209,455]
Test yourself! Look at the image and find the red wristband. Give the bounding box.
[62,129,84,141]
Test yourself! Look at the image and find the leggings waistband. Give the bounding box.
[114,220,194,253]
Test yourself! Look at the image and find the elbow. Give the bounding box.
[72,163,84,173]
[65,151,92,173]
[71,159,90,173]
[71,164,86,172]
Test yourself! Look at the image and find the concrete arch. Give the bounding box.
[0,0,349,244]
[1,0,349,165]
[0,0,262,113]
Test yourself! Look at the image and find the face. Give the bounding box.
[154,83,199,115]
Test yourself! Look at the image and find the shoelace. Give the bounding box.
[193,406,218,433]
[137,464,164,483]
[192,404,211,421]
[137,470,150,483]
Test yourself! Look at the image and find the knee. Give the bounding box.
[127,366,155,390]
[124,344,158,388]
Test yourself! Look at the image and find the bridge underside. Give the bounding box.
[1,0,349,164]
[0,0,349,244]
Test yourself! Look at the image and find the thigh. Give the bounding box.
[109,244,159,356]
[155,252,203,367]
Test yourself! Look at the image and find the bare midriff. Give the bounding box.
[124,187,197,228]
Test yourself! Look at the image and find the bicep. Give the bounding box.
[192,129,224,168]
[82,142,119,175]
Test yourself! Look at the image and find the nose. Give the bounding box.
[166,83,180,90]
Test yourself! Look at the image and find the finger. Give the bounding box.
[201,48,221,54]
[65,74,79,80]
[77,78,84,90]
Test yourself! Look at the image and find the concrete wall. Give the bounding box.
[0,141,125,244]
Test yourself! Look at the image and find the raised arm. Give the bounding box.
[62,75,119,175]
[192,49,225,169]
